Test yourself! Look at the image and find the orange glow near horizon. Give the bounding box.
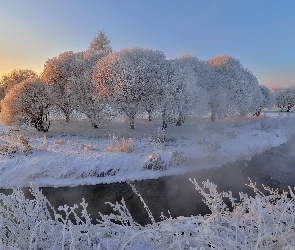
[0,60,43,78]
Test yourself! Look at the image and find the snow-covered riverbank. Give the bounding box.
[0,111,294,189]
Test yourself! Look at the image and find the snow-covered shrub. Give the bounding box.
[189,178,295,249]
[169,150,191,167]
[1,179,295,249]
[0,186,106,249]
[1,78,50,132]
[108,135,133,153]
[148,127,176,147]
[143,153,167,171]
[149,128,166,144]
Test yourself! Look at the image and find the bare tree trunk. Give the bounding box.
[61,107,70,122]
[65,114,70,122]
[162,121,167,130]
[162,108,167,130]
[148,112,152,122]
[126,109,136,130]
[91,121,98,128]
[145,107,153,122]
[86,114,99,129]
[176,111,184,126]
[210,102,216,121]
[211,107,216,121]
[129,115,135,130]
[217,109,223,119]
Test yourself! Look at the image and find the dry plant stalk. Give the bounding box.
[126,179,155,224]
[54,139,63,145]
[108,137,133,153]
[17,136,33,154]
[0,142,18,155]
[81,143,99,152]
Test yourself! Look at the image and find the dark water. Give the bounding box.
[1,136,295,225]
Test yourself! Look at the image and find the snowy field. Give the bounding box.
[1,111,295,249]
[0,111,294,189]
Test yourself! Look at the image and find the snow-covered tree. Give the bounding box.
[92,47,167,129]
[242,69,264,115]
[1,78,50,131]
[259,85,275,110]
[274,87,295,112]
[0,69,38,99]
[89,31,112,53]
[41,51,76,122]
[160,58,197,127]
[208,55,262,116]
[68,50,108,128]
[176,54,227,121]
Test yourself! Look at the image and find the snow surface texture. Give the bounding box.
[0,111,293,189]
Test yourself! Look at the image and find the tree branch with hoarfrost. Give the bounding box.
[0,180,294,249]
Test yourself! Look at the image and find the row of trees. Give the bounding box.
[0,32,275,131]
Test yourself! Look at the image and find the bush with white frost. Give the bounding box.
[0,179,294,249]
[1,78,50,132]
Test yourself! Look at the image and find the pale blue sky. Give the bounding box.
[0,0,294,87]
